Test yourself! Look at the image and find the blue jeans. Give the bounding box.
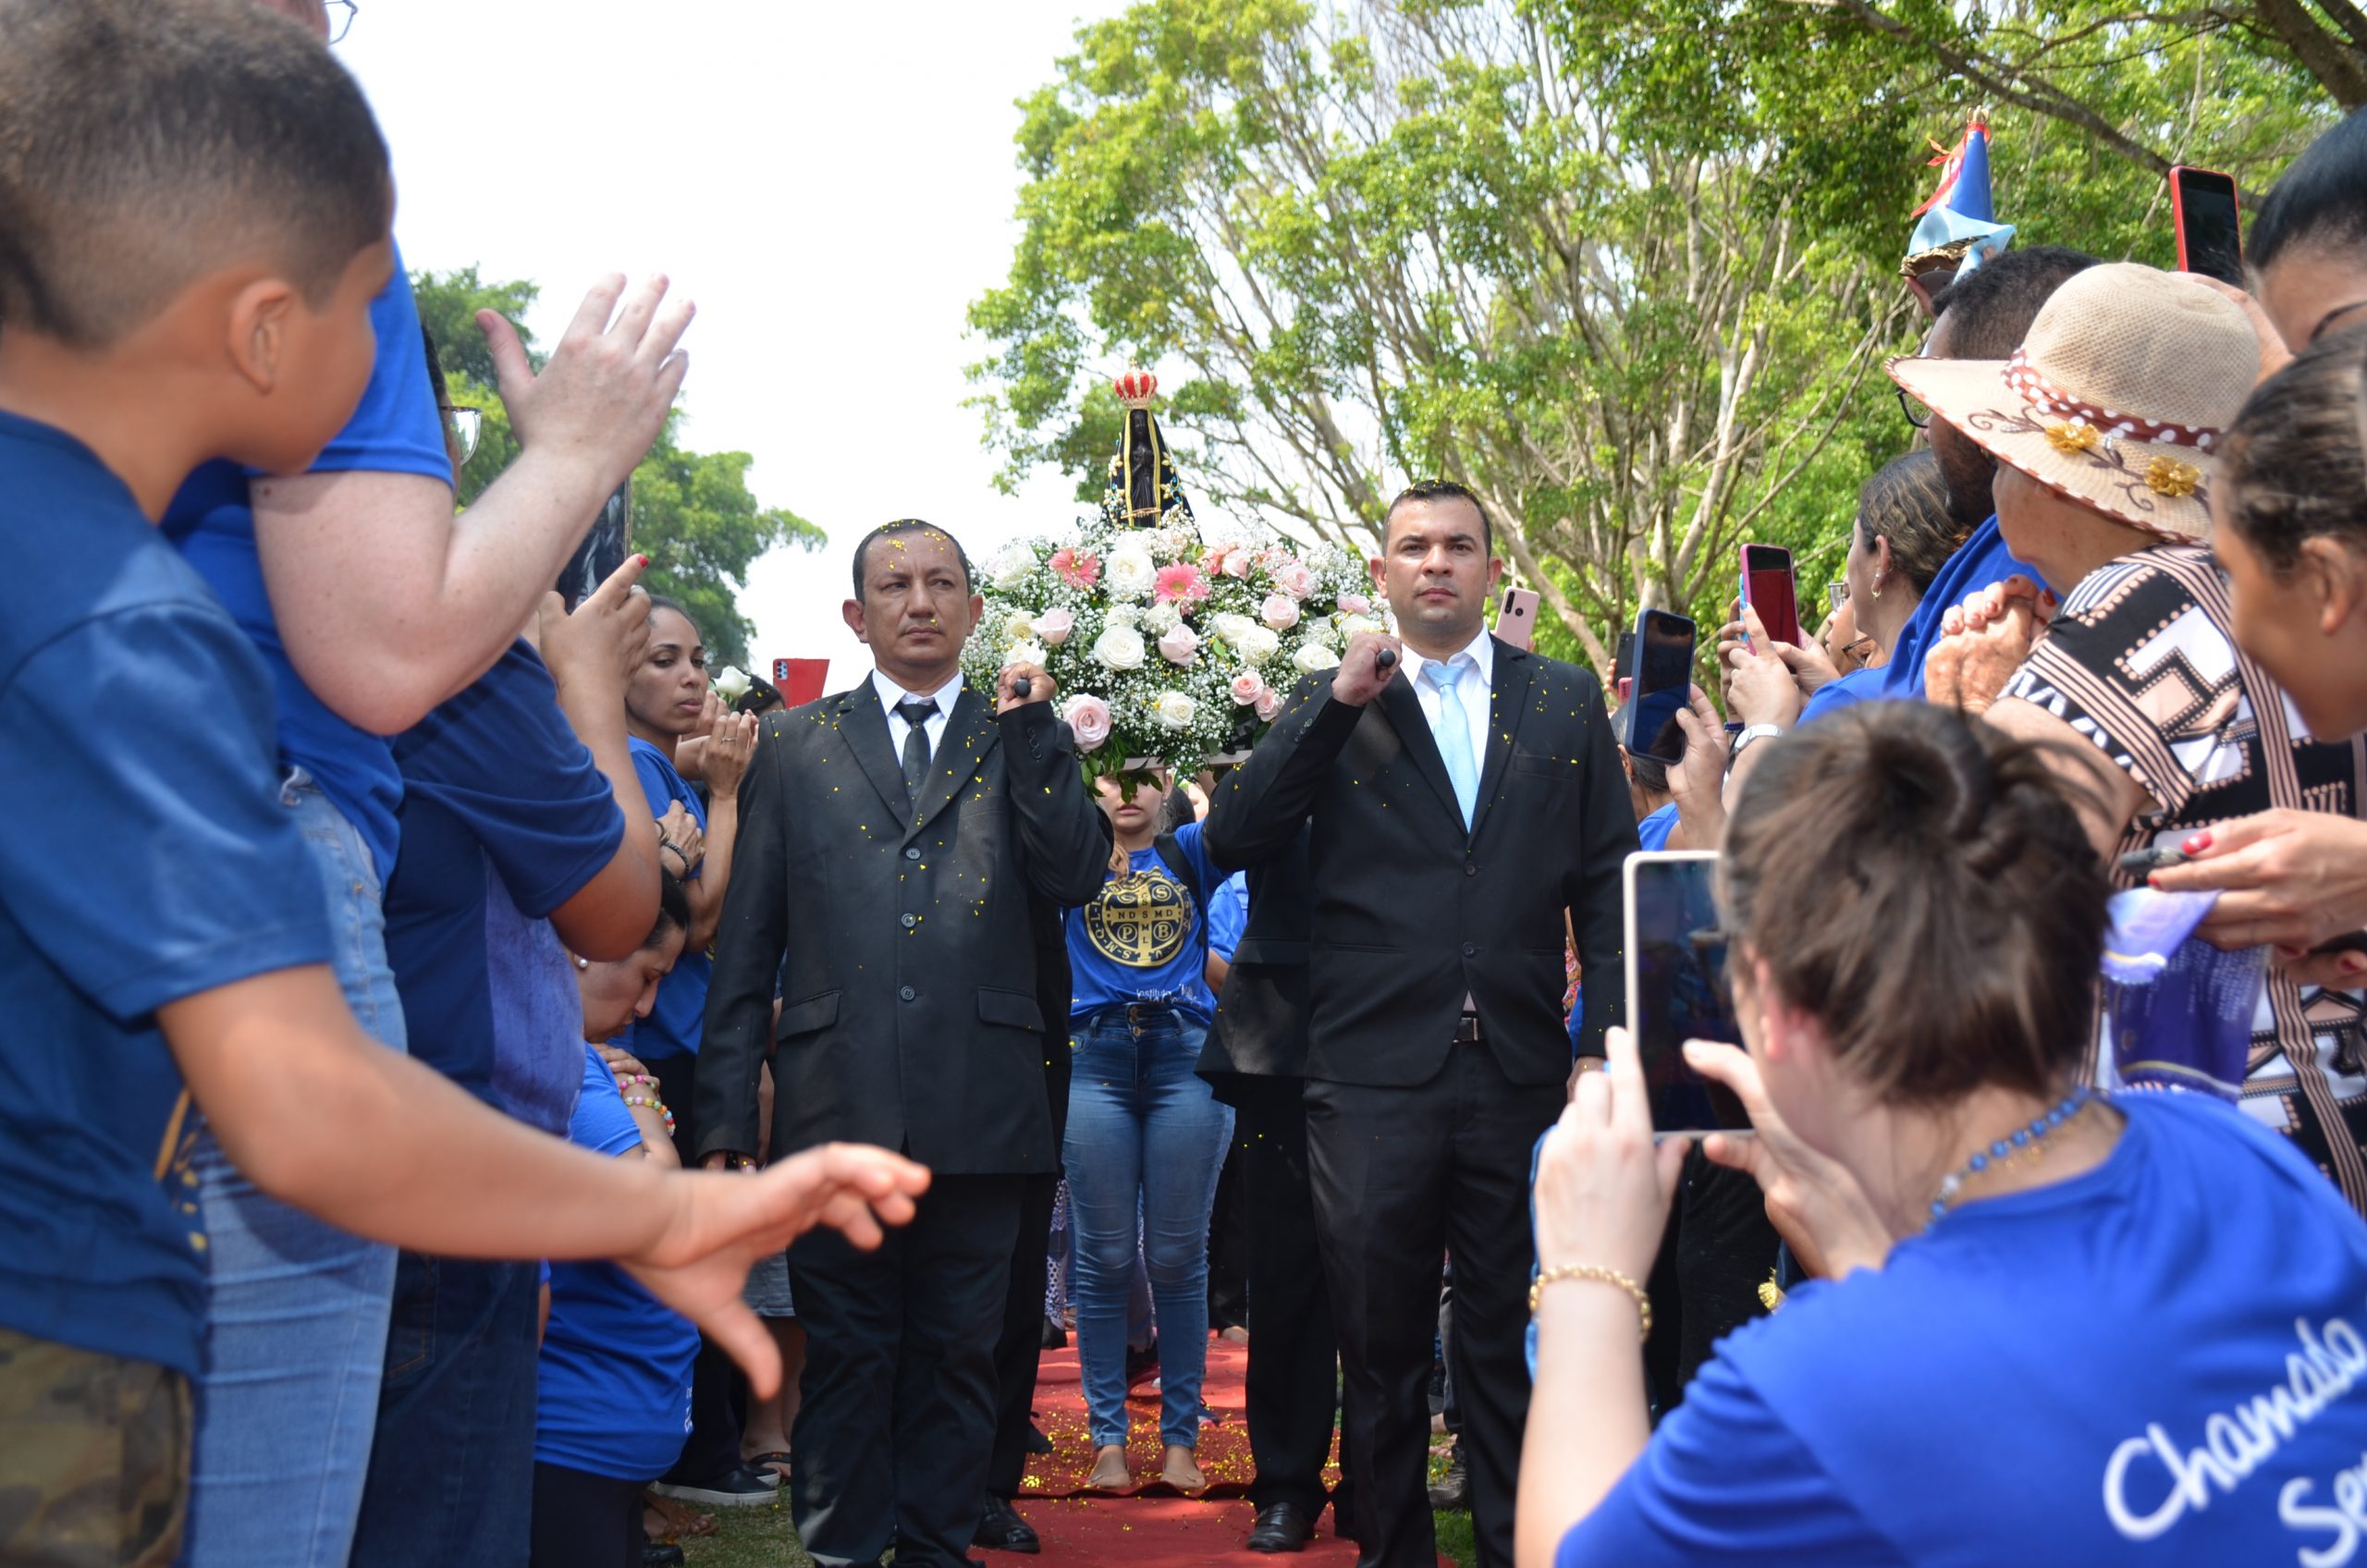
[350,1255,541,1568]
[1063,1008,1233,1450]
[181,778,405,1568]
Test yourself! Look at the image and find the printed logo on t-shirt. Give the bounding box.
[1083,870,1195,969]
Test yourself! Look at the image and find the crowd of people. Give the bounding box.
[7,3,2367,1568]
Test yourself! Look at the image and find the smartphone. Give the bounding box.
[1738,543,1802,648]
[2170,166,2243,287]
[557,480,633,610]
[1624,851,1749,1135]
[1622,607,1695,765]
[1496,587,1540,651]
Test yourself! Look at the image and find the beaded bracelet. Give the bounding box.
[620,1094,678,1137]
[1529,1263,1652,1342]
[614,1072,656,1091]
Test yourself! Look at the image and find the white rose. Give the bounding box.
[1092,624,1147,671]
[1002,612,1036,643]
[1143,600,1182,636]
[1339,612,1382,643]
[712,665,753,703]
[987,543,1037,591]
[1106,545,1158,601]
[1153,691,1197,731]
[1291,641,1342,675]
[1006,640,1049,670]
[1209,612,1256,648]
[1239,626,1282,666]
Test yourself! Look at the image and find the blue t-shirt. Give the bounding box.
[1068,821,1226,1023]
[1207,870,1249,963]
[386,643,623,1133]
[160,246,453,886]
[1557,1093,2367,1567]
[624,738,707,1060]
[1879,516,2046,702]
[0,410,333,1376]
[1636,802,1679,853]
[535,1047,698,1480]
[1795,665,1889,728]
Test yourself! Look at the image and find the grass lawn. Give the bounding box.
[678,1503,1480,1566]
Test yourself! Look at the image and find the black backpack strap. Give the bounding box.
[1152,829,1205,910]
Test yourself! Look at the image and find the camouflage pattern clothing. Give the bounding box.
[0,1328,188,1567]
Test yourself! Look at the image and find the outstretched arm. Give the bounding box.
[256,275,693,734]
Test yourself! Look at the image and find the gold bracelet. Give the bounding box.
[1529,1263,1652,1342]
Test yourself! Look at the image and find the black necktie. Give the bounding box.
[896,696,938,803]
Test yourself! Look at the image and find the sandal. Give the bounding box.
[641,1491,717,1542]
[745,1450,793,1481]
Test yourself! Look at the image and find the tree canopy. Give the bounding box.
[966,0,2343,675]
[411,268,824,669]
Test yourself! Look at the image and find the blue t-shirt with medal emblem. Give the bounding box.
[1066,820,1225,1025]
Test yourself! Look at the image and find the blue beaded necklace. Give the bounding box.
[1926,1086,2092,1227]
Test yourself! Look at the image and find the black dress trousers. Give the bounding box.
[786,1174,1024,1568]
[1306,1043,1561,1568]
[1238,1074,1350,1523]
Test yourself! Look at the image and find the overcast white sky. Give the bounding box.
[341,0,1122,682]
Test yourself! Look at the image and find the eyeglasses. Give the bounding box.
[1827,580,1850,610]
[1895,386,1932,430]
[325,1,357,45]
[438,404,484,466]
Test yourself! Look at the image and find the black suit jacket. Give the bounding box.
[1202,638,1636,1088]
[1195,831,1315,1100]
[697,684,1110,1174]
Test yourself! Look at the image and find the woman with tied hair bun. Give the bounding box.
[1515,702,2367,1568]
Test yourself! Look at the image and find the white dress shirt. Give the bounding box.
[871,668,965,764]
[1398,624,1495,766]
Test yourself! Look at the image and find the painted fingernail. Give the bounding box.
[2183,831,2213,854]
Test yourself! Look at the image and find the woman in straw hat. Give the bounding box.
[1899,263,2367,1212]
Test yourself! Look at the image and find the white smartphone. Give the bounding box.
[1623,850,1750,1137]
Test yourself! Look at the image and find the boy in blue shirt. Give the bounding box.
[0,6,924,1560]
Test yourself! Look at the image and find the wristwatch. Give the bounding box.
[1727,723,1783,765]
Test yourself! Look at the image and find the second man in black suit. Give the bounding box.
[1205,483,1637,1568]
[696,521,1110,1568]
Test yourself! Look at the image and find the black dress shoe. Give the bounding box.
[1427,1440,1470,1512]
[1246,1501,1315,1553]
[641,1546,685,1568]
[974,1495,1041,1554]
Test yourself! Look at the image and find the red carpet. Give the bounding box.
[996,1338,1448,1565]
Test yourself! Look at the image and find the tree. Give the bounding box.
[968,0,2337,678]
[410,269,824,669]
[968,0,1914,675]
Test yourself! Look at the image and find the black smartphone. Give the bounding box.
[557,480,633,611]
[2171,166,2243,287]
[1622,607,1695,765]
[1624,851,1748,1135]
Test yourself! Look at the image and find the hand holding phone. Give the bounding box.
[1738,544,1801,648]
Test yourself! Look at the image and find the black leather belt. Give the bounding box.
[1453,1013,1484,1044]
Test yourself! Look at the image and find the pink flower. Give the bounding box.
[1254,689,1282,722]
[1337,593,1371,616]
[1259,593,1300,631]
[1157,623,1201,666]
[1201,542,1236,577]
[1220,550,1253,579]
[1154,563,1210,606]
[1229,671,1267,706]
[1061,693,1113,753]
[1050,548,1101,590]
[1033,607,1075,645]
[1273,560,1317,600]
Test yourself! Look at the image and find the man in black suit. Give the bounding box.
[697,521,1110,1568]
[1204,482,1636,1568]
[1195,833,1360,1554]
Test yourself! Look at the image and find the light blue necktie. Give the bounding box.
[1423,655,1479,829]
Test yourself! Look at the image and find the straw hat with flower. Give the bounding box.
[1888,263,2258,543]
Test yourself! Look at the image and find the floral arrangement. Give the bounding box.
[962,372,1382,780]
